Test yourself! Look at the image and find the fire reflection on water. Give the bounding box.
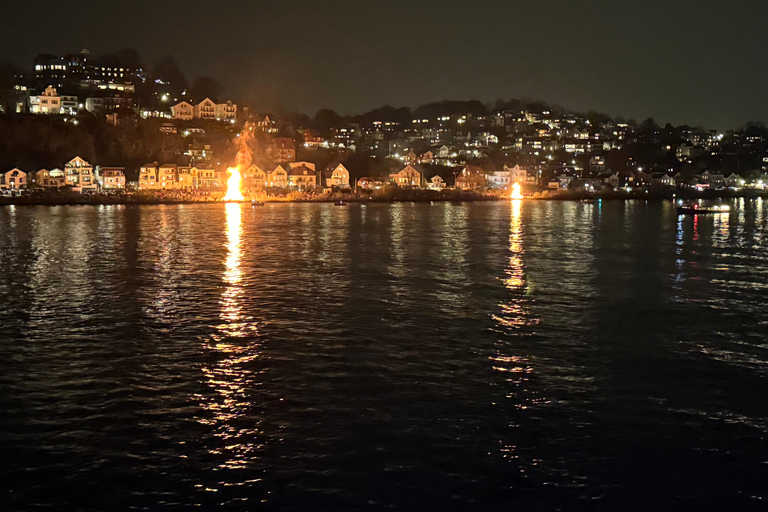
[196,202,263,473]
[491,200,542,462]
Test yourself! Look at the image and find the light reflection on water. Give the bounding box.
[197,203,263,472]
[2,201,768,510]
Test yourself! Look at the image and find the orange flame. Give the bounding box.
[223,167,244,201]
[511,182,523,200]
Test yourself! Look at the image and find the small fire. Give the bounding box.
[223,167,244,201]
[511,182,523,200]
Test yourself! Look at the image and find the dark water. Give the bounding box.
[1,200,768,511]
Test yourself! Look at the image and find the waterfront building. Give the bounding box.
[177,167,195,189]
[390,165,422,188]
[0,168,27,190]
[195,167,222,189]
[429,175,446,190]
[29,168,65,188]
[244,165,267,189]
[267,165,289,187]
[487,168,510,189]
[158,164,178,189]
[455,164,486,190]
[324,164,350,188]
[97,167,126,190]
[64,157,96,192]
[139,163,159,190]
[288,165,317,189]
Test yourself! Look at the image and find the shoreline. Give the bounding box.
[2,189,768,207]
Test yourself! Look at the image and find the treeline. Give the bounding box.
[0,114,190,176]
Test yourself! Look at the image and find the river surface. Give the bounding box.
[1,200,768,511]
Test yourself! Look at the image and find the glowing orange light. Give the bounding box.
[511,182,523,200]
[223,167,244,201]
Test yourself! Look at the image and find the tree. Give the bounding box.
[116,48,144,70]
[152,56,188,95]
[313,108,343,135]
[190,76,224,103]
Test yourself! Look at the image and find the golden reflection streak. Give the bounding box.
[492,200,541,461]
[195,202,263,473]
[221,202,244,332]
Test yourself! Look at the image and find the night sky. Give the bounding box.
[1,0,766,128]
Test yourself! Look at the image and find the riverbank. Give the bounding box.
[3,187,768,206]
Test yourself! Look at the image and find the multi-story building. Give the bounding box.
[60,95,79,115]
[324,164,350,188]
[195,98,217,120]
[267,138,296,163]
[390,165,422,188]
[29,86,61,114]
[30,168,65,188]
[177,166,195,189]
[171,101,194,120]
[215,100,237,121]
[64,156,97,192]
[139,163,159,190]
[0,168,27,190]
[158,164,178,189]
[268,165,289,187]
[287,165,317,189]
[98,167,126,190]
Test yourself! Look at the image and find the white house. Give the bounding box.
[29,86,61,114]
[171,101,194,120]
[428,175,446,190]
[64,156,96,192]
[487,168,510,189]
[195,98,217,120]
[325,164,350,188]
[215,100,237,121]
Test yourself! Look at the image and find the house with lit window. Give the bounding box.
[428,175,446,190]
[177,167,195,189]
[300,129,325,148]
[195,167,222,188]
[324,163,350,188]
[288,165,317,189]
[195,98,217,120]
[64,156,97,192]
[267,165,289,187]
[390,165,422,188]
[455,164,486,190]
[98,167,126,190]
[29,86,61,114]
[267,138,296,163]
[171,101,194,120]
[0,168,27,189]
[139,163,159,190]
[215,100,237,121]
[157,164,178,189]
[30,168,65,188]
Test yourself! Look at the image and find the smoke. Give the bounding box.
[235,122,254,170]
